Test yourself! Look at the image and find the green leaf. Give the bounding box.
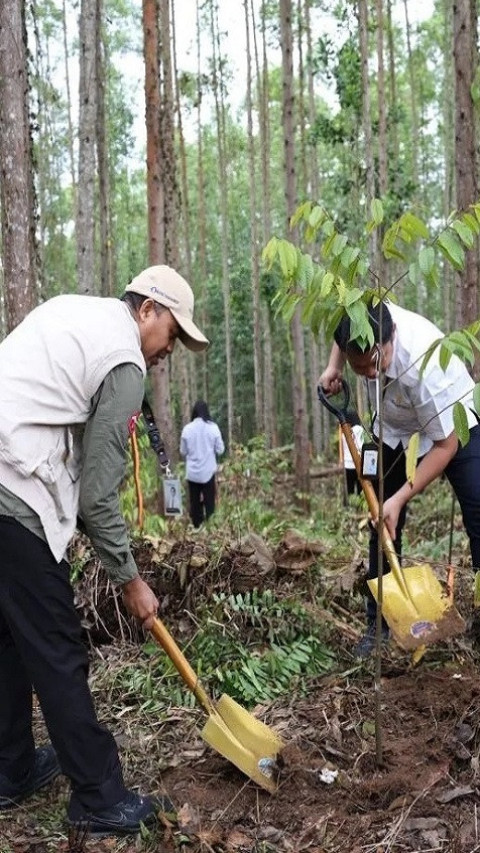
[418,246,435,276]
[290,200,313,229]
[461,212,480,235]
[331,233,348,257]
[437,230,465,270]
[320,271,334,298]
[451,219,475,249]
[307,205,325,230]
[277,240,298,278]
[371,198,384,225]
[401,211,429,240]
[473,383,480,417]
[453,402,470,447]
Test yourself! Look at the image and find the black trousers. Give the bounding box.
[366,425,480,623]
[0,516,127,818]
[187,475,216,528]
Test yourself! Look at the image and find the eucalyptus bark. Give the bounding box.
[210,0,234,448]
[259,1,276,446]
[244,0,263,435]
[142,0,174,466]
[304,0,322,455]
[280,0,310,500]
[96,0,114,297]
[0,0,37,330]
[453,0,479,336]
[77,0,97,294]
[195,0,208,401]
[358,0,377,267]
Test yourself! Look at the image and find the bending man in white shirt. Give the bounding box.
[320,299,480,657]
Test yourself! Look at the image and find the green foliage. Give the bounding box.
[133,590,335,710]
[264,196,480,441]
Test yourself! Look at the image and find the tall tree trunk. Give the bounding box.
[280,0,310,500]
[375,0,387,287]
[453,0,479,339]
[0,0,37,329]
[259,0,276,447]
[210,0,234,448]
[244,0,263,435]
[62,0,77,213]
[96,0,113,297]
[196,0,208,402]
[172,0,194,417]
[142,0,174,465]
[443,0,455,331]
[77,0,97,294]
[160,0,187,453]
[358,0,377,268]
[304,0,322,455]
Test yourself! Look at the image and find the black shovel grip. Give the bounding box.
[317,380,350,424]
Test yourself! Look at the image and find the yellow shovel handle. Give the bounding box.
[341,423,410,599]
[150,617,216,715]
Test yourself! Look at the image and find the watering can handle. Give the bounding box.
[150,617,216,715]
[317,381,409,596]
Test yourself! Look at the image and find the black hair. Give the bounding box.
[333,301,393,353]
[121,292,165,316]
[191,400,211,422]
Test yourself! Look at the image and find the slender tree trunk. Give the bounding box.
[142,0,174,465]
[358,0,377,268]
[77,0,97,293]
[443,0,455,331]
[62,0,77,213]
[244,0,263,435]
[259,0,276,447]
[280,0,310,500]
[453,0,479,339]
[196,0,208,402]
[96,0,113,296]
[160,0,188,450]
[375,0,387,287]
[172,0,193,416]
[0,0,37,329]
[210,0,234,448]
[304,0,322,454]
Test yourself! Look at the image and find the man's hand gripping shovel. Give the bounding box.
[318,381,465,653]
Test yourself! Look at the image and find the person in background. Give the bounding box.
[320,298,480,658]
[0,265,208,835]
[341,410,364,496]
[180,401,225,528]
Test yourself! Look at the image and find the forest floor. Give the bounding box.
[2,466,480,853]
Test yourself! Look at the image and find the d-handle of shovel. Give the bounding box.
[317,380,350,424]
[150,617,216,716]
[317,381,411,600]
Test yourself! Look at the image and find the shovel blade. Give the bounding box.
[368,563,466,651]
[201,694,284,793]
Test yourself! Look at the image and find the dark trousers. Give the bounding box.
[187,476,216,528]
[345,468,361,496]
[366,425,480,623]
[0,516,127,818]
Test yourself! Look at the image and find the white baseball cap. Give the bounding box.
[125,265,209,352]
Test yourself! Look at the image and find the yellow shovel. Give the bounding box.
[150,617,284,792]
[318,383,465,652]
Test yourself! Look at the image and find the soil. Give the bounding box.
[3,517,480,853]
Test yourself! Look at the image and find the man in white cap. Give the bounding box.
[0,266,208,835]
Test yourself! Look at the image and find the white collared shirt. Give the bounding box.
[180,417,225,483]
[366,302,476,455]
